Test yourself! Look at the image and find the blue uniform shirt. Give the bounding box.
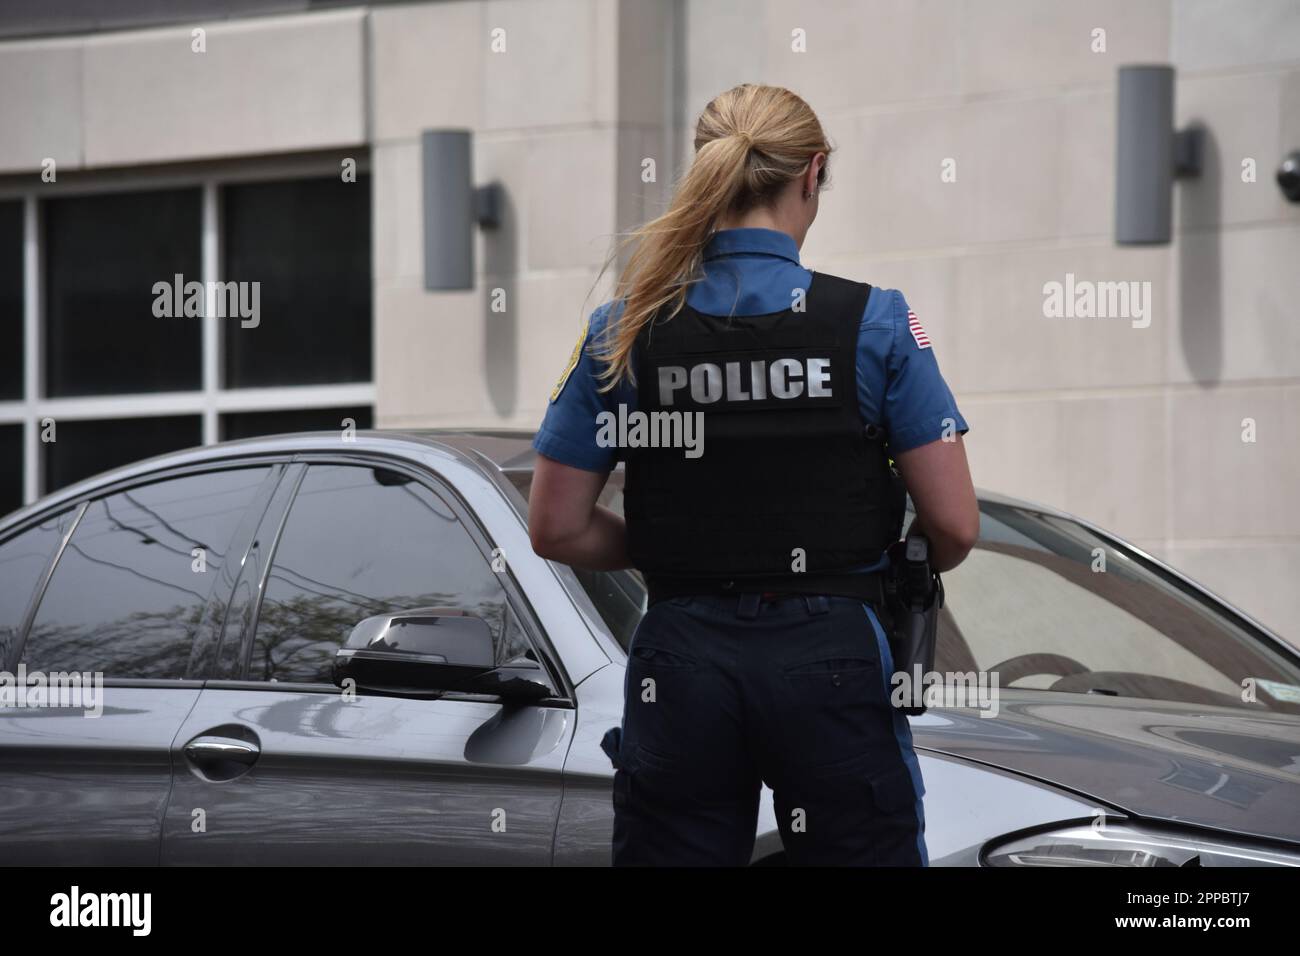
[535,227,968,472]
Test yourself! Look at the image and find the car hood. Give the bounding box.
[912,691,1300,847]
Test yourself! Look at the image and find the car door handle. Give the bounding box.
[185,736,261,766]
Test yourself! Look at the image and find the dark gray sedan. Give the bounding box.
[1,430,1297,865]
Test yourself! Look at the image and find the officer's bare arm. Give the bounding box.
[529,453,631,571]
[893,435,979,572]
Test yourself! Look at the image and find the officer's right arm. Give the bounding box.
[528,302,633,571]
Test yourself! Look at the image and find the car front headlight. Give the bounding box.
[982,821,1300,867]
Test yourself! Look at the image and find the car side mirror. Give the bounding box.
[332,607,551,702]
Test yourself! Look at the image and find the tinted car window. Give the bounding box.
[935,503,1300,714]
[0,510,76,666]
[22,468,272,678]
[572,567,644,653]
[251,464,529,684]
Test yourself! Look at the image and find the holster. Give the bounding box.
[884,567,943,716]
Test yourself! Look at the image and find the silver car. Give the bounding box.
[1,429,1297,865]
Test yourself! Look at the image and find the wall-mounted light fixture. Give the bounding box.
[1277,151,1300,203]
[1115,65,1203,245]
[422,129,503,291]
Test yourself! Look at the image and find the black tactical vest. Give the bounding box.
[622,271,906,600]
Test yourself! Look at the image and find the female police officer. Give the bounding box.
[528,84,978,866]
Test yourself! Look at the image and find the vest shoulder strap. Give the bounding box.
[803,271,872,349]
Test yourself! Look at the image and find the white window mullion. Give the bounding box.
[200,180,219,445]
[212,383,376,413]
[22,195,40,505]
[37,392,209,420]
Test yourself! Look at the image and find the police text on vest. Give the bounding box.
[657,357,832,405]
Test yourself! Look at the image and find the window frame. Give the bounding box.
[0,151,374,505]
[219,451,576,706]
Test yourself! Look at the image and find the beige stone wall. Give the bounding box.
[0,10,368,173]
[370,0,675,432]
[1162,0,1300,642]
[680,0,1300,640]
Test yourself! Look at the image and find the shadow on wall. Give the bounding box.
[1177,121,1223,388]
[482,181,518,417]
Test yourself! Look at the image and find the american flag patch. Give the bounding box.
[907,310,931,350]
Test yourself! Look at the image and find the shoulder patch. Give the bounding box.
[550,316,590,403]
[906,310,931,350]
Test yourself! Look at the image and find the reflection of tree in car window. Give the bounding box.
[252,465,524,684]
[21,469,271,679]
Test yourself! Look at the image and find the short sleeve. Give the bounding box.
[532,301,636,473]
[879,290,968,453]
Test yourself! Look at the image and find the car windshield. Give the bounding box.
[509,469,1300,715]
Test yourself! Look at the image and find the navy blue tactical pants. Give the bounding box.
[600,593,927,866]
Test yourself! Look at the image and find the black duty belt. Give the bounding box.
[644,571,887,609]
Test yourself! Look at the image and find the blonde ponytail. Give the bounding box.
[592,84,832,390]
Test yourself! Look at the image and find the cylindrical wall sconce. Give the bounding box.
[1115,65,1202,245]
[422,129,502,290]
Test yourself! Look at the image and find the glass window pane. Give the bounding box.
[220,405,373,442]
[0,509,75,667]
[0,200,21,400]
[934,502,1300,714]
[43,188,201,397]
[22,468,272,679]
[0,424,21,517]
[43,416,201,494]
[222,176,371,389]
[253,464,526,684]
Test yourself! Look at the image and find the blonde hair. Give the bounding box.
[592,84,832,390]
